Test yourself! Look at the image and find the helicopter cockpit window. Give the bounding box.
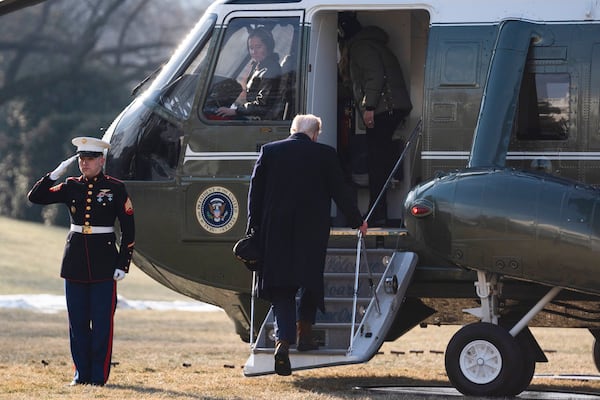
[517,72,570,140]
[202,17,300,121]
[134,17,214,181]
[159,44,211,120]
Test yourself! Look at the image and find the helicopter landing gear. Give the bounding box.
[590,329,600,372]
[445,271,562,396]
[445,322,521,396]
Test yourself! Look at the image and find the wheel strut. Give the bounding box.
[508,286,562,337]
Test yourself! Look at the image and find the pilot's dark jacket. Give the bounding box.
[237,52,282,120]
[248,132,363,311]
[28,172,135,282]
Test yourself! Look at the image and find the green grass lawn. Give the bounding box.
[0,216,191,301]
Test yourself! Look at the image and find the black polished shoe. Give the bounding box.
[274,341,291,376]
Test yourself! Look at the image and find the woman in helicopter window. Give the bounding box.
[214,27,282,120]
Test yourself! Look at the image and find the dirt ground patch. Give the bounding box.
[1,308,600,400]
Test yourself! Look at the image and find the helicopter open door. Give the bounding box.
[306,9,428,224]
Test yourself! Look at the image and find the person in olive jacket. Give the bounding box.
[28,136,135,386]
[339,12,413,226]
[247,114,368,376]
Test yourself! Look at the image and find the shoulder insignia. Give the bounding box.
[105,175,124,184]
[49,183,64,192]
[124,197,134,215]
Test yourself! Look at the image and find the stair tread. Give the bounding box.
[329,227,408,236]
[252,347,348,355]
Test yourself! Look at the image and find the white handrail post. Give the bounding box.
[349,231,362,354]
[250,271,256,346]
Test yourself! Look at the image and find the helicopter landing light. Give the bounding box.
[410,200,433,218]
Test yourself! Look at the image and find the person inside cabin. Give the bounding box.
[214,27,282,120]
[247,114,368,376]
[338,12,413,227]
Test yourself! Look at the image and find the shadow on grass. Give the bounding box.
[107,383,217,399]
[293,375,451,398]
[293,375,600,399]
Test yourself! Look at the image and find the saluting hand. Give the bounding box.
[49,154,78,180]
[113,269,126,281]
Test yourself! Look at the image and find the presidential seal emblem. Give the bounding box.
[196,186,238,234]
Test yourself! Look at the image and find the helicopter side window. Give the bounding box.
[202,17,299,121]
[517,72,570,140]
[160,45,211,120]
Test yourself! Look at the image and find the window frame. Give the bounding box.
[199,10,305,124]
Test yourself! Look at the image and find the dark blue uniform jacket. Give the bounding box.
[28,172,135,282]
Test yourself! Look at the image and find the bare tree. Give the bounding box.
[0,0,202,222]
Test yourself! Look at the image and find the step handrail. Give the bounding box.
[349,231,362,353]
[350,119,422,353]
[360,234,380,315]
[250,271,257,346]
[350,232,382,353]
[364,118,423,222]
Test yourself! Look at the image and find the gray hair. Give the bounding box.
[290,114,322,136]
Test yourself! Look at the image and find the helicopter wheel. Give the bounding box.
[504,333,536,396]
[445,322,521,397]
[594,338,600,372]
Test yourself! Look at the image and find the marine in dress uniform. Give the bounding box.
[28,137,135,386]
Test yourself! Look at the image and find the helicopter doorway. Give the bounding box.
[308,9,428,226]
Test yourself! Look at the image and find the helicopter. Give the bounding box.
[9,0,600,396]
[0,0,45,16]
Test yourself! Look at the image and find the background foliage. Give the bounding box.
[0,0,207,225]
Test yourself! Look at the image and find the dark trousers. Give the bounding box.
[365,110,405,221]
[65,279,117,385]
[270,287,318,344]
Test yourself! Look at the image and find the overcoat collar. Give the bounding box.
[289,132,312,142]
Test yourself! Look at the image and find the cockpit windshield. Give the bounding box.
[104,13,217,181]
[146,13,217,97]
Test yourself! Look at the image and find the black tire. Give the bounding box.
[594,338,600,373]
[504,333,536,396]
[445,322,521,397]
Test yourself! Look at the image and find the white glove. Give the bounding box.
[113,269,126,281]
[49,155,78,180]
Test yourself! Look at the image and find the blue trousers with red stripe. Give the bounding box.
[65,280,117,385]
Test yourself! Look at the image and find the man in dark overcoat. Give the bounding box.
[247,114,368,376]
[28,136,135,386]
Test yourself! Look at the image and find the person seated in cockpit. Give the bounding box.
[214,27,282,120]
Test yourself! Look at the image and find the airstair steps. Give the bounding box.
[243,249,418,376]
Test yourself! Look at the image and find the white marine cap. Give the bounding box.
[71,137,110,157]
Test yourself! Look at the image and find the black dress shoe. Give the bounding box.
[274,341,291,376]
